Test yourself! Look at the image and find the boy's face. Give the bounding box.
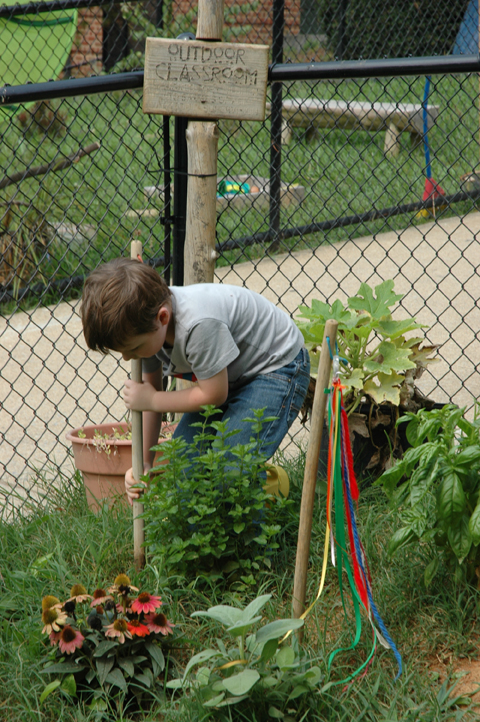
[118,305,171,361]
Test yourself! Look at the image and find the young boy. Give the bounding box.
[81,258,310,505]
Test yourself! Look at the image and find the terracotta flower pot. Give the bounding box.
[66,421,176,510]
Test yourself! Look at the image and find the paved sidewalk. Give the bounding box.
[1,211,479,505]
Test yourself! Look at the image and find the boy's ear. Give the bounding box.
[157,305,170,326]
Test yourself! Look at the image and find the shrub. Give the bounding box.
[142,406,289,585]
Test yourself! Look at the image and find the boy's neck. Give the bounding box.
[165,307,175,346]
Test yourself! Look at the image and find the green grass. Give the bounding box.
[1,459,479,721]
[1,70,478,314]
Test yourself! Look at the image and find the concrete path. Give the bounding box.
[1,211,479,512]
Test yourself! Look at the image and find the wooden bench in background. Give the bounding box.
[267,98,440,156]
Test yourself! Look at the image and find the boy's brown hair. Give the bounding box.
[81,258,171,353]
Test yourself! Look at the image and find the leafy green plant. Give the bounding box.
[296,280,437,416]
[143,406,289,585]
[167,593,323,719]
[39,573,174,714]
[377,404,480,586]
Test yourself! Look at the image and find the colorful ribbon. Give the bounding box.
[324,373,402,684]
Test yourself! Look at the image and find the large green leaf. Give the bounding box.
[364,371,404,405]
[105,668,127,692]
[469,498,480,545]
[39,679,61,704]
[256,618,304,644]
[222,669,260,696]
[192,605,242,628]
[93,640,117,657]
[377,318,424,339]
[437,473,466,524]
[388,526,416,556]
[348,280,402,320]
[145,641,165,674]
[454,447,480,468]
[424,557,440,588]
[241,594,272,622]
[363,342,416,375]
[341,367,364,391]
[276,645,296,670]
[40,662,82,675]
[184,649,221,680]
[227,616,263,637]
[60,674,77,697]
[448,514,472,562]
[96,656,114,686]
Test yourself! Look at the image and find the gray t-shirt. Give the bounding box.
[142,283,304,389]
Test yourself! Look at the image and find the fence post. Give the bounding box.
[269,0,284,254]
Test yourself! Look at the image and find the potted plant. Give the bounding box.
[295,280,438,476]
[66,420,175,509]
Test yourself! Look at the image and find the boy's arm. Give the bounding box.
[123,367,229,415]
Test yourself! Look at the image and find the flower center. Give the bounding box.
[114,574,131,587]
[153,613,167,626]
[42,608,59,624]
[137,592,151,604]
[93,588,107,599]
[113,619,128,632]
[42,595,60,611]
[61,625,76,643]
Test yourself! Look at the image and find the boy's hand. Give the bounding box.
[123,379,156,411]
[125,465,150,506]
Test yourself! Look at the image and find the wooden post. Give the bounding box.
[196,0,224,40]
[292,319,338,635]
[130,240,145,571]
[184,121,219,285]
[183,0,223,286]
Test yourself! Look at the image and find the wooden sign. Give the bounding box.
[143,38,269,121]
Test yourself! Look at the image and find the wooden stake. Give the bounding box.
[292,319,338,635]
[130,240,145,571]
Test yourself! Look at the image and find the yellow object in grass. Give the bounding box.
[263,465,289,499]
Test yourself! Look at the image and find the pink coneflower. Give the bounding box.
[67,584,92,604]
[42,607,68,635]
[104,619,132,644]
[49,631,61,646]
[90,588,114,608]
[131,592,162,615]
[145,612,175,636]
[58,625,85,654]
[127,620,150,637]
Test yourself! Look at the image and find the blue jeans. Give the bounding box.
[173,347,310,459]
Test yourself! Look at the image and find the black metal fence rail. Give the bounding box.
[3,54,480,106]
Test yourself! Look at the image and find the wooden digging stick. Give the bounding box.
[292,319,338,637]
[130,240,145,571]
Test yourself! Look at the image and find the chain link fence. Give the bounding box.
[1,0,480,517]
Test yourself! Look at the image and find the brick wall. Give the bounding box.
[69,0,303,77]
[70,7,103,77]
